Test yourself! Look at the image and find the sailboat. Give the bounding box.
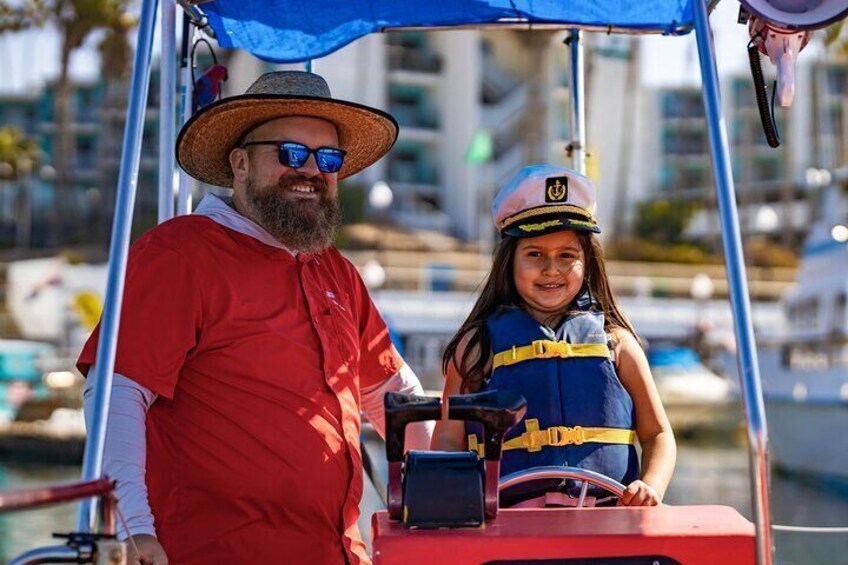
[4,1,848,564]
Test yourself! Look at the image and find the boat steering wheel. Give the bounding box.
[499,466,626,509]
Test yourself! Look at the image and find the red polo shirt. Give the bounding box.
[78,216,400,564]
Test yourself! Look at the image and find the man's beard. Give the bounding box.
[244,172,342,253]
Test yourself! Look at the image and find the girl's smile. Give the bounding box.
[513,230,586,324]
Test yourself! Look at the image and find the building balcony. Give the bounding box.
[488,143,525,188]
[662,141,709,156]
[389,104,440,130]
[387,160,439,187]
[660,92,704,119]
[481,84,528,134]
[481,53,518,104]
[387,45,443,74]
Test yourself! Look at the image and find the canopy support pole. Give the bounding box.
[693,2,773,564]
[567,29,586,175]
[76,0,159,533]
[177,14,195,215]
[158,0,177,222]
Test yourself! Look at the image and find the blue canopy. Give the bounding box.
[202,0,701,63]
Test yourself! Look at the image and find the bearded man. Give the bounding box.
[78,72,432,565]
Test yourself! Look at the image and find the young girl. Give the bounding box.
[432,164,676,507]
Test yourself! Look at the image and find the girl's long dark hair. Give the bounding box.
[441,232,639,393]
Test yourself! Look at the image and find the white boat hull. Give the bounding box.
[664,399,742,435]
[765,398,848,482]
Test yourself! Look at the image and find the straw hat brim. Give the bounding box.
[176,94,399,187]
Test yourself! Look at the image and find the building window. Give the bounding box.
[752,156,782,181]
[787,299,820,331]
[387,32,442,73]
[76,88,99,123]
[661,91,704,119]
[76,136,97,170]
[826,67,848,96]
[387,142,438,186]
[388,85,438,129]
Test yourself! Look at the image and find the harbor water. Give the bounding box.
[1,438,847,564]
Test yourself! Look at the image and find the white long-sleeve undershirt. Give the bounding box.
[83,372,156,539]
[360,363,435,450]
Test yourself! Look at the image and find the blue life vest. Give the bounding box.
[469,306,640,490]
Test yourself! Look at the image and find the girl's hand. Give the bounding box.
[618,480,661,506]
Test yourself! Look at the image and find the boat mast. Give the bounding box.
[693,1,773,563]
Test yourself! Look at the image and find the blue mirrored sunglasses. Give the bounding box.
[241,140,347,173]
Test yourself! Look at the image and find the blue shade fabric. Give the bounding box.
[202,0,697,63]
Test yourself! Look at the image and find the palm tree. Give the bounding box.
[0,0,136,246]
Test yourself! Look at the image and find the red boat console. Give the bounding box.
[372,504,755,564]
[378,392,756,564]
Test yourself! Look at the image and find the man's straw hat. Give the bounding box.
[176,71,398,187]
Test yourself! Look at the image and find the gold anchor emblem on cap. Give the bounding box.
[546,179,567,202]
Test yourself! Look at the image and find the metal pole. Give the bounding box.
[77,0,159,532]
[177,15,194,215]
[692,2,773,564]
[568,29,586,175]
[158,0,177,222]
[175,0,210,32]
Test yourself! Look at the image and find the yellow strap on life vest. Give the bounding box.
[492,340,611,369]
[467,418,634,458]
[505,418,635,452]
[467,434,485,458]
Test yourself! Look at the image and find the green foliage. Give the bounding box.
[607,235,799,268]
[744,238,799,268]
[0,1,47,32]
[607,236,718,264]
[0,126,43,178]
[338,181,368,225]
[334,182,366,249]
[824,21,848,58]
[0,1,134,43]
[634,198,701,243]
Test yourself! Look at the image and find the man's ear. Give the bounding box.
[229,147,249,184]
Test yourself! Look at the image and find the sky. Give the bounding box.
[0,0,831,95]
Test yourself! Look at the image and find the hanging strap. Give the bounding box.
[492,340,610,369]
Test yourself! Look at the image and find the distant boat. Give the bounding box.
[0,339,85,464]
[0,340,57,423]
[647,344,740,435]
[755,181,848,484]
